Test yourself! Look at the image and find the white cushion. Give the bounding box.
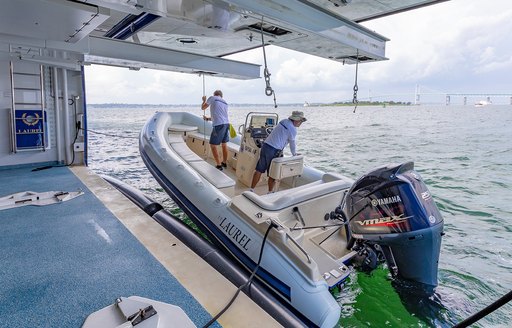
[171,143,203,162]
[189,161,235,189]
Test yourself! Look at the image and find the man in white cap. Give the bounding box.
[250,110,306,192]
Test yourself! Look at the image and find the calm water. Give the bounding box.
[87,104,512,327]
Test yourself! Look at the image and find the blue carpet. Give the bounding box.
[0,166,218,327]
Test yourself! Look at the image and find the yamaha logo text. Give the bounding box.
[371,195,402,207]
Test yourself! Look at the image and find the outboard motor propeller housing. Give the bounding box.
[346,162,444,287]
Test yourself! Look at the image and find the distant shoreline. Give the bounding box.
[88,101,413,108]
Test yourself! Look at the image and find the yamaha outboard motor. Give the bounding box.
[346,162,443,288]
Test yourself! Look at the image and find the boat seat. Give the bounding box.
[241,179,349,211]
[168,124,198,134]
[170,142,203,162]
[187,131,240,153]
[321,172,353,183]
[168,133,186,144]
[188,161,235,189]
[187,131,208,140]
[268,156,304,191]
[168,131,235,189]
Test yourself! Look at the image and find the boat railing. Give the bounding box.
[269,218,312,265]
[284,231,312,264]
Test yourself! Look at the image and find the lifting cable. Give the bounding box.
[200,72,211,160]
[200,1,208,156]
[260,17,278,108]
[202,73,206,98]
[352,50,359,113]
[201,72,206,134]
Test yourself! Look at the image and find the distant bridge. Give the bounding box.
[442,93,512,105]
[413,85,512,105]
[364,86,512,105]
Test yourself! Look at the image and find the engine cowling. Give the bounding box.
[346,162,444,287]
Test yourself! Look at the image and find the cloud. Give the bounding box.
[85,0,512,104]
[359,0,512,96]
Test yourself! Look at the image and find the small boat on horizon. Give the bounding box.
[139,111,445,327]
[474,100,492,107]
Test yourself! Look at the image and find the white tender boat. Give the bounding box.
[140,111,445,327]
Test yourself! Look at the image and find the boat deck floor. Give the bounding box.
[0,165,279,328]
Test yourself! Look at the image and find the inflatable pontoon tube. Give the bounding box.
[101,175,307,328]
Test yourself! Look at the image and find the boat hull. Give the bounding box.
[140,112,345,327]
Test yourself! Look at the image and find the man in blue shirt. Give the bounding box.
[250,111,307,192]
[202,90,230,170]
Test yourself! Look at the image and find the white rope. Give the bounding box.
[201,74,208,158]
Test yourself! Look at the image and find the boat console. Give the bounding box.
[236,113,279,186]
[235,112,305,190]
[244,114,277,149]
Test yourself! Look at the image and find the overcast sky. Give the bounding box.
[84,0,512,105]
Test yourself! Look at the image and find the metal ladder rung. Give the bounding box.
[14,87,41,91]
[13,72,40,77]
[10,61,46,152]
[14,102,43,106]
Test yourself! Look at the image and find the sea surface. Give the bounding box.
[87,104,512,327]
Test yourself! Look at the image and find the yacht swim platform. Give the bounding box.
[0,165,280,328]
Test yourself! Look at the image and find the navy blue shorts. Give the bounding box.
[255,143,281,174]
[210,124,229,145]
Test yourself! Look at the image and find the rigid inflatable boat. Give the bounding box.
[140,111,444,327]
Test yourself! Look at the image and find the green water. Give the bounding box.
[341,268,428,327]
